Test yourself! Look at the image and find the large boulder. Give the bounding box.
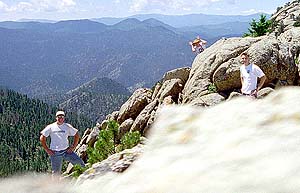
[86,127,100,147]
[189,93,225,106]
[106,111,119,121]
[143,109,157,136]
[116,118,134,142]
[77,87,300,193]
[117,88,152,123]
[155,78,184,102]
[130,99,159,133]
[151,82,162,100]
[257,87,274,99]
[162,67,191,84]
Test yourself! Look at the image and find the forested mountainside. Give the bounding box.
[0,88,93,177]
[40,77,130,122]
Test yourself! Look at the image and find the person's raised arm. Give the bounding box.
[189,42,196,52]
[201,39,207,44]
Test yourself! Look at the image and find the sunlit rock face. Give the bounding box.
[77,87,300,193]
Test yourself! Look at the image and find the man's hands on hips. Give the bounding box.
[46,149,54,156]
[67,146,75,153]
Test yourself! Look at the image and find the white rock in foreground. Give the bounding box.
[78,87,300,193]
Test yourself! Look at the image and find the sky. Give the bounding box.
[0,0,292,21]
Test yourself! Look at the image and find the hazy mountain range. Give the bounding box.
[0,18,193,97]
[0,13,267,119]
[92,13,268,27]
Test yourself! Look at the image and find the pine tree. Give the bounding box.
[244,14,271,37]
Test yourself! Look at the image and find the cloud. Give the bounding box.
[241,8,258,14]
[129,0,224,13]
[0,1,8,11]
[242,8,271,15]
[31,0,76,12]
[0,0,76,13]
[226,0,236,4]
[129,0,148,12]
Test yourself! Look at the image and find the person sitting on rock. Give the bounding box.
[189,36,207,55]
[240,52,267,98]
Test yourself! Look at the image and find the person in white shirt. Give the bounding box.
[240,52,267,98]
[40,110,85,174]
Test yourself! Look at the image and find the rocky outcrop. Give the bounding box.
[182,27,300,104]
[162,67,191,83]
[76,87,300,193]
[69,67,191,176]
[271,0,300,32]
[182,37,260,103]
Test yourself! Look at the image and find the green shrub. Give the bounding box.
[87,120,119,165]
[86,120,141,168]
[293,14,300,27]
[117,131,141,152]
[208,83,217,93]
[71,164,88,178]
[294,21,300,27]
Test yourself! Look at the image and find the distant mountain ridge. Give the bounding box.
[92,13,269,27]
[0,19,107,33]
[0,18,176,34]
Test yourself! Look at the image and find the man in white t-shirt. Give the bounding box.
[40,110,85,174]
[240,52,266,98]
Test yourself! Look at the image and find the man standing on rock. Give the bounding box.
[240,52,266,98]
[40,110,85,174]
